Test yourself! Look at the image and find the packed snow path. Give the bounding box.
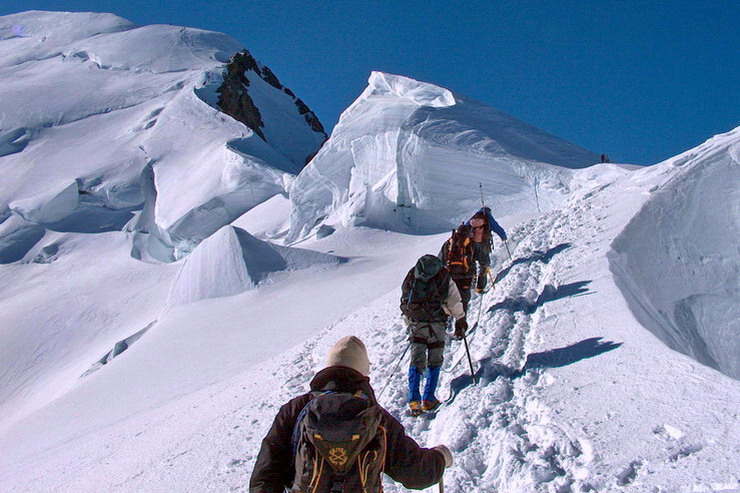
[243,146,739,492]
[234,202,736,493]
[379,215,605,492]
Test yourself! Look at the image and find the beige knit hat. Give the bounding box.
[324,336,370,376]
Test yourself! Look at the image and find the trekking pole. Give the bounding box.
[439,474,444,493]
[474,285,486,329]
[462,332,477,385]
[377,341,411,400]
[504,239,513,261]
[473,269,492,330]
[479,182,485,207]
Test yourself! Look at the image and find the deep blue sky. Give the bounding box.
[2,1,738,164]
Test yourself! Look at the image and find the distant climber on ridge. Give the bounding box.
[249,336,453,492]
[400,255,466,415]
[467,207,507,293]
[438,223,489,339]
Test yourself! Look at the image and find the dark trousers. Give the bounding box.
[453,278,473,315]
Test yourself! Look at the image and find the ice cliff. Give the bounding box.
[288,72,600,240]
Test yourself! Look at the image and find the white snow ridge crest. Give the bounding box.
[288,71,599,241]
[0,10,325,263]
[0,10,739,493]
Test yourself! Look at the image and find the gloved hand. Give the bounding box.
[454,318,468,335]
[433,444,454,468]
[476,269,488,292]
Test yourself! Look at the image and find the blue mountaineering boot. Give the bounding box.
[422,366,442,411]
[408,366,423,416]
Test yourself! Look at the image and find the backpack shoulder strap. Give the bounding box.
[434,268,451,297]
[356,418,388,490]
[402,269,415,292]
[291,395,316,456]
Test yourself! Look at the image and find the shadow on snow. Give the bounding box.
[445,337,622,405]
[494,242,572,285]
[487,280,593,316]
[517,337,623,373]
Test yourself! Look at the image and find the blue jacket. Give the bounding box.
[467,207,507,241]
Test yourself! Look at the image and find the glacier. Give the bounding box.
[0,10,738,493]
[0,11,325,262]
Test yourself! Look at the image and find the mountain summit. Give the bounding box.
[0,11,325,262]
[288,72,599,240]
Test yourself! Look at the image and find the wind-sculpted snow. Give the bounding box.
[82,322,155,377]
[0,128,30,157]
[63,24,241,73]
[165,225,341,307]
[0,214,46,264]
[0,11,135,67]
[9,181,79,224]
[0,11,325,262]
[231,193,292,240]
[288,72,599,240]
[609,128,740,379]
[140,89,294,253]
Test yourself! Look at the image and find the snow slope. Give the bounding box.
[0,11,737,493]
[0,11,324,261]
[609,129,740,379]
[1,128,738,492]
[0,9,326,435]
[288,72,600,240]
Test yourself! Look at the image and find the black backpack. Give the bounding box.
[291,391,387,492]
[400,255,450,322]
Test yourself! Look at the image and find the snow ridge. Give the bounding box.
[288,72,599,241]
[0,11,325,263]
[609,127,740,379]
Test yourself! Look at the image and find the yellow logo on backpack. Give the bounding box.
[328,447,349,467]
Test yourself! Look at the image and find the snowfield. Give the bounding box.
[0,10,325,263]
[0,11,738,493]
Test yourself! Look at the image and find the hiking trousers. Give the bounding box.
[408,321,447,370]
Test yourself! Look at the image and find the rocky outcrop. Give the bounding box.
[216,50,267,140]
[295,97,326,135]
[216,50,327,143]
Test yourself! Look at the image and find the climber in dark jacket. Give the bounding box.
[249,336,453,492]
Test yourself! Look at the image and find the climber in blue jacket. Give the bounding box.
[466,207,506,292]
